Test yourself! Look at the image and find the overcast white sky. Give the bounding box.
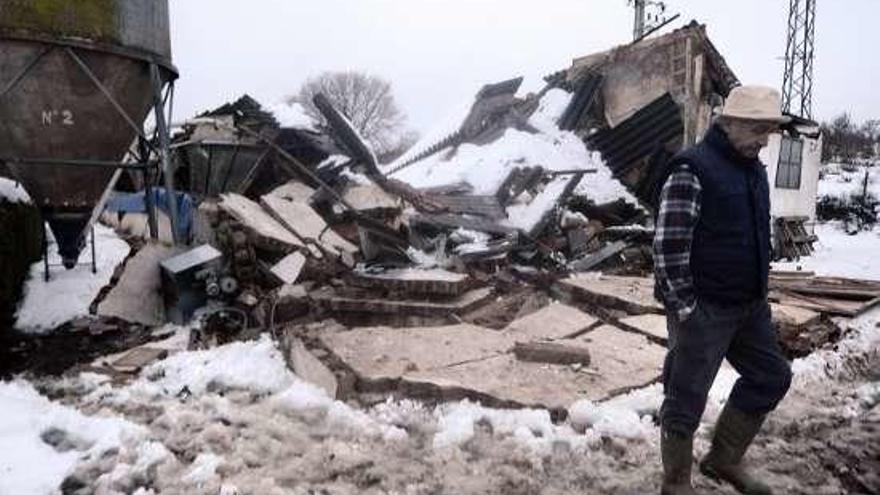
[169,0,879,133]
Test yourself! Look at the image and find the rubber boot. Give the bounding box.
[661,429,697,495]
[700,403,773,495]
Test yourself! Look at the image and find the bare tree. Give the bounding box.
[289,71,409,157]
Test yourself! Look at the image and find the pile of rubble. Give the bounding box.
[24,71,868,416]
[7,22,878,416]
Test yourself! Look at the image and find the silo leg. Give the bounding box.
[150,64,181,245]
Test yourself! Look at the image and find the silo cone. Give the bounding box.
[0,0,177,268]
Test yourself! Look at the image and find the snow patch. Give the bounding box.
[182,452,223,484]
[267,101,315,130]
[0,380,143,495]
[0,177,31,203]
[774,223,880,280]
[504,174,572,232]
[14,223,131,333]
[432,400,588,453]
[141,334,294,396]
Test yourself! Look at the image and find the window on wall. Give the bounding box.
[775,136,804,189]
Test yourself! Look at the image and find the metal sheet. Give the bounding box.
[586,93,683,202]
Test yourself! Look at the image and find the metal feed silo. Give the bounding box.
[0,0,178,268]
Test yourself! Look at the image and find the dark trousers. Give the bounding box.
[660,298,792,436]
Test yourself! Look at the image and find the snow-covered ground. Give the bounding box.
[775,223,880,280]
[816,163,879,199]
[14,224,131,333]
[774,162,880,280]
[4,302,876,494]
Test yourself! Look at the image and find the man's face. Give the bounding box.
[720,118,779,159]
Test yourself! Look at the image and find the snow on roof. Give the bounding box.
[504,175,573,233]
[267,101,316,130]
[385,88,638,207]
[384,97,475,171]
[0,177,32,204]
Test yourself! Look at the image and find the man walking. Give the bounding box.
[653,86,793,495]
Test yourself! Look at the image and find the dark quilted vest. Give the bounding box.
[661,125,771,304]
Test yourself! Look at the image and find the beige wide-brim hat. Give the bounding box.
[719,85,791,124]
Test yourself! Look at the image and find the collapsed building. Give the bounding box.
[553,21,823,259]
[7,16,867,419]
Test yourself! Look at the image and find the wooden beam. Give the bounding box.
[513,341,591,366]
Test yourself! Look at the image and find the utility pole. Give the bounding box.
[633,0,646,40]
[629,0,672,41]
[781,0,817,119]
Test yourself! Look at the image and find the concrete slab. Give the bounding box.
[560,274,664,314]
[271,252,307,285]
[323,321,665,410]
[320,324,513,381]
[287,337,338,399]
[269,181,316,204]
[261,194,358,258]
[352,268,470,296]
[618,314,669,343]
[571,325,665,395]
[343,184,399,211]
[405,354,596,410]
[98,243,184,326]
[503,303,598,342]
[311,286,494,317]
[408,325,664,408]
[219,193,303,250]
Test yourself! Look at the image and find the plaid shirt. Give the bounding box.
[653,165,702,321]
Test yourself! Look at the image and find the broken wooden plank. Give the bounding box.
[219,193,303,251]
[271,252,307,285]
[503,303,598,341]
[410,213,517,235]
[513,341,591,366]
[568,241,629,272]
[770,290,864,317]
[425,194,507,219]
[110,347,168,374]
[559,274,664,314]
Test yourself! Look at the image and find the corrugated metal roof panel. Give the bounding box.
[586,93,683,203]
